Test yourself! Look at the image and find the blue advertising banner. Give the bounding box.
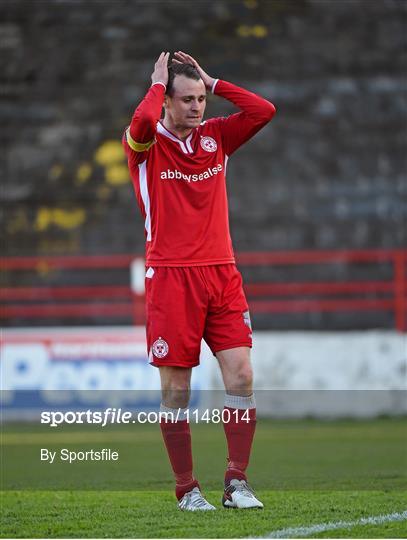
[1,327,209,418]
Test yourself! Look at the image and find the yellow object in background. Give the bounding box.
[35,207,86,231]
[105,164,129,185]
[94,140,125,167]
[76,163,93,184]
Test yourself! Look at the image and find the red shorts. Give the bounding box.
[145,264,252,368]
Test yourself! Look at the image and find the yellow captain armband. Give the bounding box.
[126,128,155,152]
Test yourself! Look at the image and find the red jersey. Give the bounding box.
[123,79,276,266]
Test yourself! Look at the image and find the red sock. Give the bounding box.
[159,418,199,500]
[223,407,257,486]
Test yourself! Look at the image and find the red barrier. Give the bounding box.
[1,249,406,331]
[244,281,393,296]
[1,286,131,301]
[1,303,134,318]
[248,298,394,314]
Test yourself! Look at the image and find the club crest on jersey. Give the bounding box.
[200,136,217,153]
[152,337,169,358]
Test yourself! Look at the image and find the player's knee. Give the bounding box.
[159,366,191,408]
[229,363,253,394]
[161,382,190,409]
[238,364,253,388]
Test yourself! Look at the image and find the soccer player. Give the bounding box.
[123,51,276,511]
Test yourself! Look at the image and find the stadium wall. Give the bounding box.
[2,0,406,259]
[1,327,405,419]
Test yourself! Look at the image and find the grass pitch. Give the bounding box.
[1,418,406,538]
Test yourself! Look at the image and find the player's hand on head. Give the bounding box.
[172,51,215,91]
[172,51,200,69]
[151,52,170,86]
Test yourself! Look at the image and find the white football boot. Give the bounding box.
[178,487,216,511]
[222,479,264,509]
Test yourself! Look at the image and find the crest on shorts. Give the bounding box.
[243,310,252,330]
[152,337,169,358]
[200,136,217,153]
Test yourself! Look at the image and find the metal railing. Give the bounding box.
[1,249,406,331]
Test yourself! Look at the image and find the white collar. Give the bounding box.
[157,122,194,154]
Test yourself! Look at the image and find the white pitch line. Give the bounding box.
[264,510,407,538]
